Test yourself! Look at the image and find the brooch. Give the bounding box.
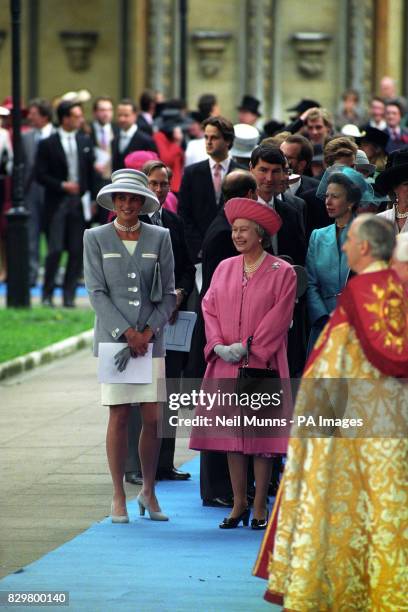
[271,262,281,270]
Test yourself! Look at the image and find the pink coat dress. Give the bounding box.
[189,253,297,455]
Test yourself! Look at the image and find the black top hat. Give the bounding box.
[155,108,187,133]
[375,147,408,194]
[360,126,389,151]
[263,119,285,137]
[189,110,205,123]
[237,95,261,117]
[286,99,321,115]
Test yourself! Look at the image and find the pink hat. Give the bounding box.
[225,197,282,236]
[124,150,159,170]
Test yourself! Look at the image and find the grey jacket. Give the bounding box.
[83,222,176,357]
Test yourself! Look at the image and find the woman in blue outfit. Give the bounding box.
[306,167,373,353]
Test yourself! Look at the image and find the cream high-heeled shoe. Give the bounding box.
[137,493,169,521]
[110,501,129,524]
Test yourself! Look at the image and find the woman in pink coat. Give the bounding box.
[190,198,297,530]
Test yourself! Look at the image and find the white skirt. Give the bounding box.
[101,357,166,406]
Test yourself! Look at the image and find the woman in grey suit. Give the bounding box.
[84,169,176,523]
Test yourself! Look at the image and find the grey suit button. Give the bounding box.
[128,287,138,292]
[128,300,140,306]
[128,272,136,279]
[112,331,117,338]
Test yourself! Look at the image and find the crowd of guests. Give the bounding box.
[1,79,407,609]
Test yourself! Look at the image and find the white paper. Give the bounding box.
[98,343,153,383]
[164,311,197,352]
[81,191,92,222]
[94,146,111,165]
[195,263,202,294]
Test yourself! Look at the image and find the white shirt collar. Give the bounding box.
[120,124,137,138]
[148,207,162,219]
[209,156,230,172]
[288,178,301,196]
[59,127,76,139]
[258,194,275,207]
[40,123,53,139]
[141,112,153,125]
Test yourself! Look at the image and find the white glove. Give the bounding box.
[214,344,245,363]
[229,342,247,361]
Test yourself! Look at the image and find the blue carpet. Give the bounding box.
[0,283,88,298]
[0,458,278,612]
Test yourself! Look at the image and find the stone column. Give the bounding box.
[146,0,174,98]
[245,0,274,118]
[347,0,375,102]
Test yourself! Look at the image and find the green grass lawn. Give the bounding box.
[0,307,94,363]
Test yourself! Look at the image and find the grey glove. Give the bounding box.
[114,346,133,372]
[214,344,244,364]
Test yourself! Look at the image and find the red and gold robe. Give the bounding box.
[254,263,408,611]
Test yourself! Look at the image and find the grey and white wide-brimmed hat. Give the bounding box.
[96,169,160,213]
[230,123,260,158]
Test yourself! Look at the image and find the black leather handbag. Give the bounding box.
[236,336,279,397]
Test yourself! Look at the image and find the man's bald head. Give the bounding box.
[222,170,257,202]
[342,214,395,273]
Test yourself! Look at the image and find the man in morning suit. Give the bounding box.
[36,101,95,307]
[250,144,307,376]
[178,115,240,263]
[250,144,306,265]
[125,161,196,484]
[111,98,157,172]
[383,100,408,154]
[280,134,319,196]
[22,98,55,286]
[89,96,118,224]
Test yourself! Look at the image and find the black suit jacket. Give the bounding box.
[137,115,154,136]
[139,209,195,303]
[301,187,332,241]
[35,131,95,219]
[275,193,307,266]
[112,128,158,171]
[201,210,237,295]
[178,158,240,262]
[296,175,319,195]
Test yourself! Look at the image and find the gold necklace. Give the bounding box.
[244,251,266,275]
[114,219,141,232]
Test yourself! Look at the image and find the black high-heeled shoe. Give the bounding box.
[219,507,250,529]
[251,511,269,530]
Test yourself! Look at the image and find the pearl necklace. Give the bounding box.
[244,251,267,275]
[395,205,408,219]
[114,218,141,232]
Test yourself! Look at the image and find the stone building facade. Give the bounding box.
[0,0,407,122]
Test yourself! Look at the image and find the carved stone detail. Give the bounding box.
[191,31,232,78]
[59,31,98,72]
[291,32,332,78]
